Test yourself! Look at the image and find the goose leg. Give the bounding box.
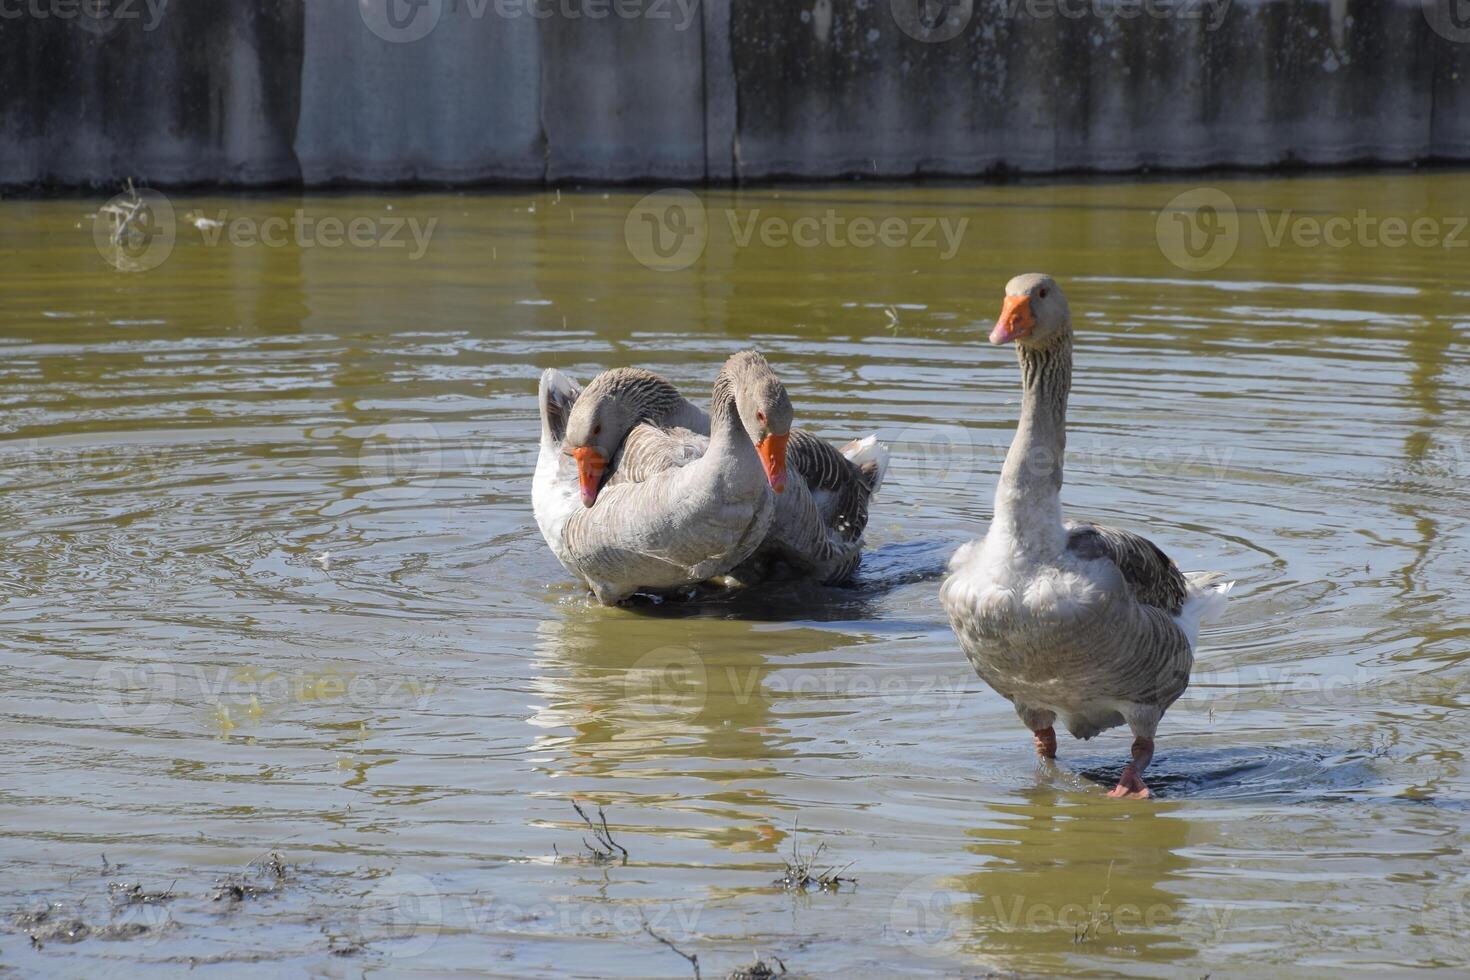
[1016,706,1056,760]
[1107,737,1154,799]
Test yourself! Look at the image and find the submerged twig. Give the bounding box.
[642,917,700,979]
[99,179,146,246]
[1072,860,1115,945]
[572,801,628,865]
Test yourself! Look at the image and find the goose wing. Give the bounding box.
[1065,522,1187,615]
[787,428,882,545]
[604,424,707,486]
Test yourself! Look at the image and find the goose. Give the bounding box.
[563,352,888,585]
[533,352,775,604]
[940,274,1232,799]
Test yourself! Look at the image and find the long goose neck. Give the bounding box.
[707,370,746,453]
[994,337,1072,549]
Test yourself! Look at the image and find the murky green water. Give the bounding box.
[1,173,1468,976]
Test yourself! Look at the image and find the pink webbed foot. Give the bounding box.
[1106,766,1151,799]
[1106,736,1155,800]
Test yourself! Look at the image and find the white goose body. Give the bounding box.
[940,273,1231,797]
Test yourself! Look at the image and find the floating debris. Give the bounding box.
[28,918,89,948]
[772,822,856,893]
[728,956,787,980]
[108,880,176,906]
[211,850,289,904]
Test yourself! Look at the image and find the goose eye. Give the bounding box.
[1038,287,1049,299]
[592,424,602,436]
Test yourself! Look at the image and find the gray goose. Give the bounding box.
[939,273,1231,798]
[561,352,887,585]
[532,353,774,605]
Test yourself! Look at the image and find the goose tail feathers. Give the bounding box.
[1175,572,1233,646]
[840,435,890,494]
[539,368,581,446]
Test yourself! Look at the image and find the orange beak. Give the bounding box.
[990,294,1036,345]
[757,433,788,494]
[570,446,607,507]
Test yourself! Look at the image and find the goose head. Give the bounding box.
[724,350,792,494]
[991,273,1071,349]
[562,395,633,507]
[564,368,684,508]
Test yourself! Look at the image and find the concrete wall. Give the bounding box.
[1,0,1465,190]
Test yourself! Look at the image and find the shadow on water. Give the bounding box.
[1066,744,1460,806]
[613,538,960,624]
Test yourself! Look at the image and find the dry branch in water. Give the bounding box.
[572,801,628,864]
[642,917,700,979]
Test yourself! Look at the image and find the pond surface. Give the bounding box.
[0,173,1467,976]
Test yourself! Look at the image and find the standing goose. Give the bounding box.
[573,352,888,585]
[533,353,775,605]
[940,274,1231,799]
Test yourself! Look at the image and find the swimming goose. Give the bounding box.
[940,274,1231,799]
[533,353,775,604]
[734,426,888,586]
[555,367,712,508]
[575,352,889,585]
